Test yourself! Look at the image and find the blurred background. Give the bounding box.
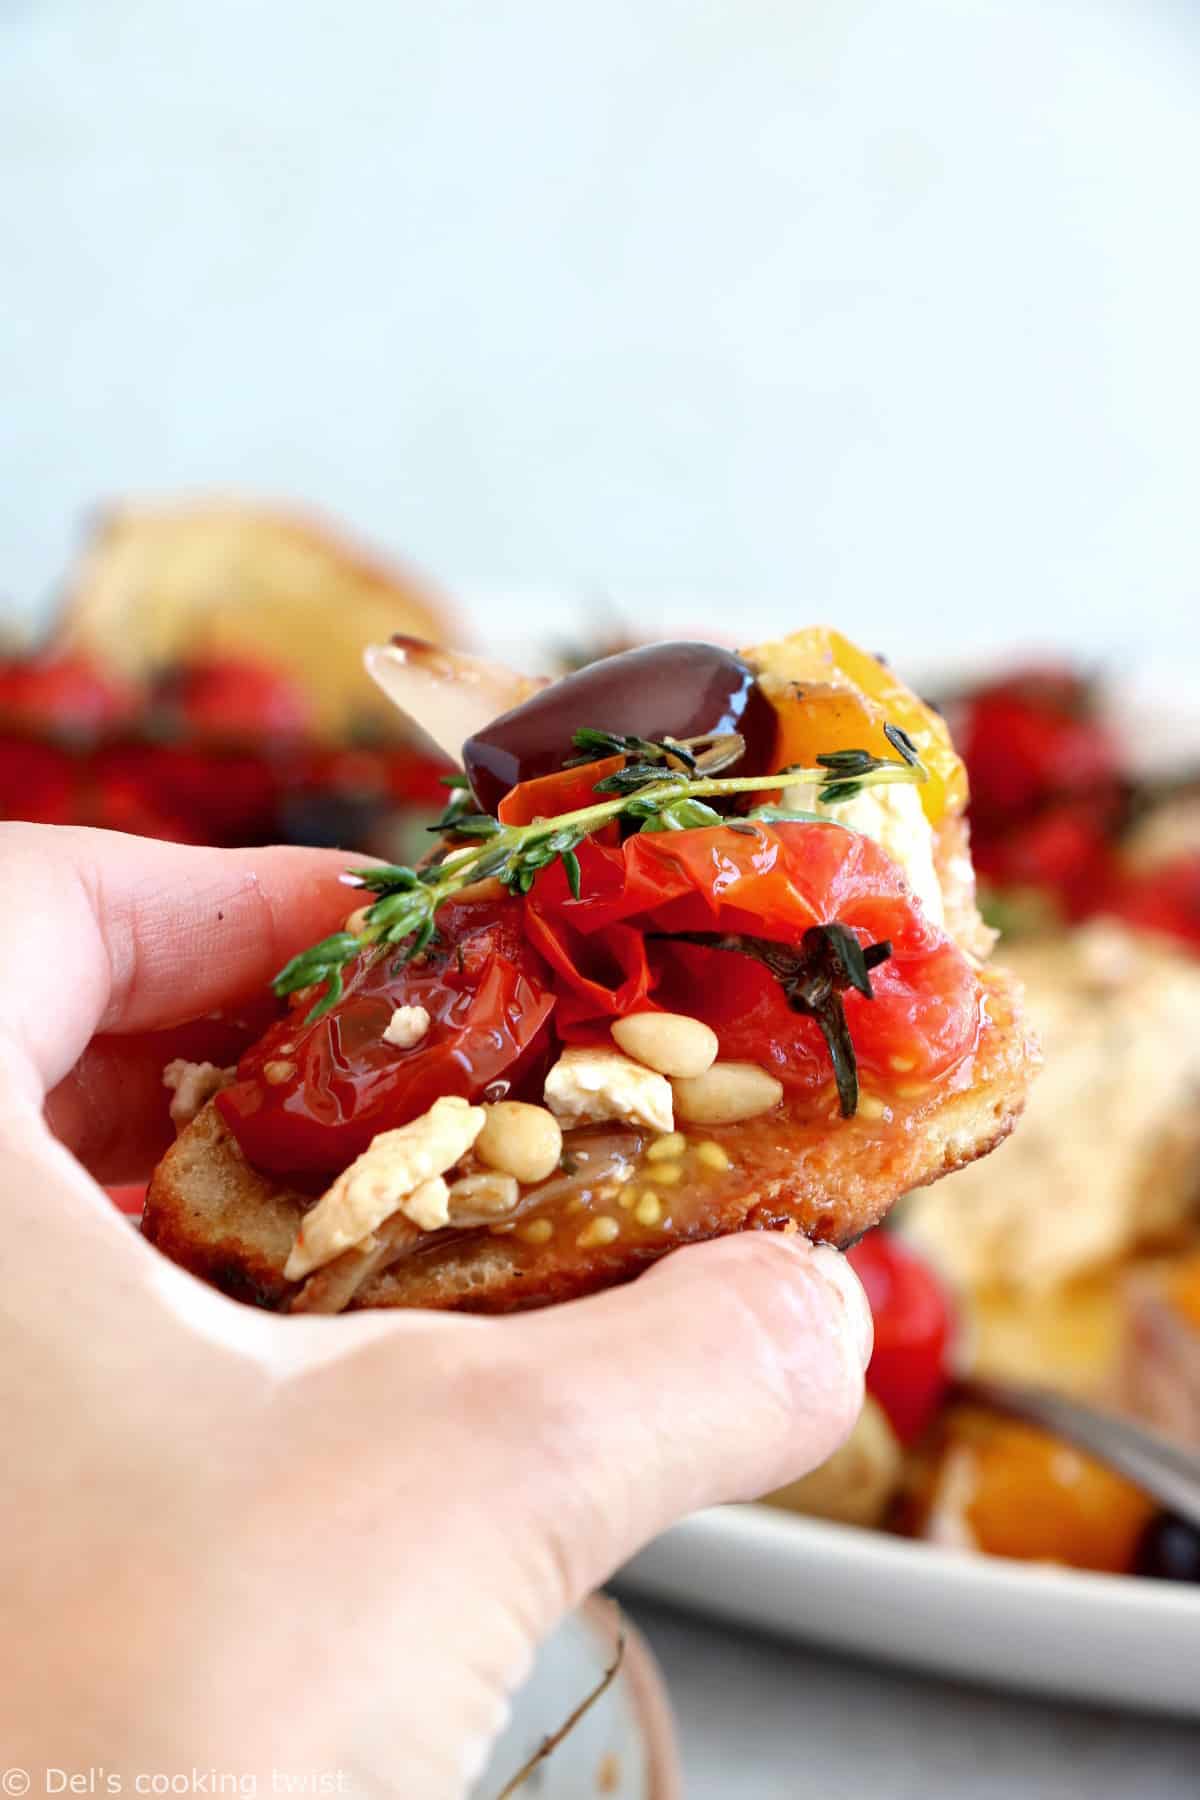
[2,0,1198,669]
[5,3,1200,1794]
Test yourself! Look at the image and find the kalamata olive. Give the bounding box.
[463,642,777,814]
[1132,1512,1200,1583]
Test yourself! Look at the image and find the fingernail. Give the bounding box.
[808,1243,874,1370]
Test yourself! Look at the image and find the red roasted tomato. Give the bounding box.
[958,669,1121,834]
[1105,851,1200,954]
[152,656,313,740]
[972,798,1118,921]
[0,735,76,824]
[218,893,557,1175]
[847,1230,954,1444]
[523,821,981,1095]
[0,651,136,733]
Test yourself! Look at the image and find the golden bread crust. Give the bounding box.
[143,968,1036,1314]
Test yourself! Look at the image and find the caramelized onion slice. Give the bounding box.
[288,1213,421,1314]
[288,1125,648,1314]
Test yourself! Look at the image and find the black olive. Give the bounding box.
[463,641,777,815]
[1132,1512,1200,1583]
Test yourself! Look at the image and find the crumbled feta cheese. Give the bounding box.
[781,777,944,925]
[383,1003,431,1050]
[162,1059,236,1129]
[284,1094,484,1279]
[544,1046,674,1135]
[399,1176,452,1234]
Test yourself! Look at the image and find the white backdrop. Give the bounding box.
[2,0,1198,670]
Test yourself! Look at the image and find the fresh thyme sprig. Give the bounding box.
[273,726,927,1021]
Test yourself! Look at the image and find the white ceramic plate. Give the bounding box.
[473,1598,680,1798]
[619,1505,1200,1717]
[614,657,1200,1718]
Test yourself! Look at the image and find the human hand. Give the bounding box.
[0,824,871,1797]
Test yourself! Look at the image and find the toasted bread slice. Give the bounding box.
[55,498,451,738]
[143,966,1035,1314]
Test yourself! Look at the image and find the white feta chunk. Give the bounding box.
[162,1059,236,1129]
[781,777,944,925]
[383,1003,431,1050]
[284,1094,484,1280]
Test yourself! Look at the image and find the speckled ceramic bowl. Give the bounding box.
[474,1597,680,1799]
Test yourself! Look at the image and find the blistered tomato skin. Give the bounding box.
[523,821,981,1096]
[217,896,556,1177]
[846,1231,954,1444]
[462,641,778,814]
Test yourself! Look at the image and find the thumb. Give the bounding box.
[496,1230,872,1620]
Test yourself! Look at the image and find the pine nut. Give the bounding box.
[616,1185,637,1210]
[447,1171,520,1217]
[519,1217,553,1245]
[263,1059,297,1085]
[890,1054,916,1072]
[476,1101,563,1184]
[856,1093,888,1120]
[672,1062,783,1125]
[577,1215,620,1248]
[634,1192,663,1227]
[611,1010,719,1078]
[695,1140,731,1172]
[645,1162,682,1185]
[344,905,372,936]
[646,1132,687,1161]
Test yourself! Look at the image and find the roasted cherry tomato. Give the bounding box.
[151,656,313,739]
[753,627,967,825]
[498,755,626,829]
[0,735,77,824]
[523,822,981,1093]
[1105,851,1200,954]
[847,1230,953,1444]
[218,894,557,1175]
[973,798,1118,921]
[913,1407,1155,1572]
[106,1184,148,1216]
[381,747,454,807]
[958,669,1121,834]
[87,742,282,844]
[0,651,136,734]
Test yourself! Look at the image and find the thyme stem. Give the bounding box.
[273,739,927,1021]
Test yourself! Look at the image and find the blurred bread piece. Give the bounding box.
[56,499,452,738]
[1119,1253,1200,1445]
[964,1277,1128,1399]
[905,921,1200,1296]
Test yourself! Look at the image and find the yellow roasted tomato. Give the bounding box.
[742,626,967,826]
[908,1406,1155,1573]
